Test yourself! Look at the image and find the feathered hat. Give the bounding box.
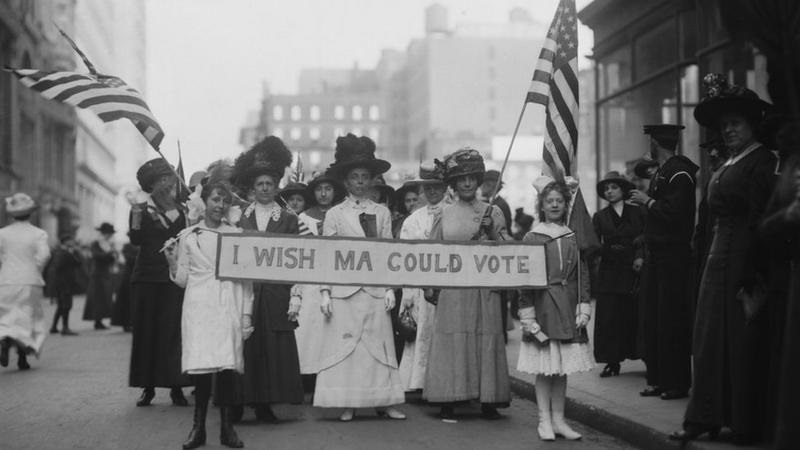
[442,147,486,181]
[416,160,446,185]
[328,133,390,179]
[694,73,772,128]
[232,136,293,191]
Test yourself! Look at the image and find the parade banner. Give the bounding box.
[216,233,548,289]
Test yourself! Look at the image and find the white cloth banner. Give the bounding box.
[216,233,548,289]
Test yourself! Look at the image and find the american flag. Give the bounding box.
[5,29,164,150]
[528,0,598,251]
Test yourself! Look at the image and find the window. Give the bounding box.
[598,46,631,98]
[272,127,284,139]
[334,105,345,120]
[291,105,302,121]
[369,105,380,121]
[290,127,301,140]
[309,151,321,166]
[309,127,320,141]
[352,105,363,121]
[310,105,321,121]
[333,127,344,139]
[272,105,283,121]
[369,127,379,144]
[352,127,362,137]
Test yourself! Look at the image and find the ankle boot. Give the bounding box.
[220,407,244,448]
[551,376,581,440]
[535,375,555,441]
[136,387,155,406]
[17,352,30,370]
[0,340,9,367]
[182,397,208,449]
[171,388,189,406]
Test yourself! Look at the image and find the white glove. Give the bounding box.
[242,315,254,340]
[287,295,301,322]
[519,307,541,334]
[320,290,332,318]
[400,289,415,312]
[575,302,591,329]
[384,289,396,312]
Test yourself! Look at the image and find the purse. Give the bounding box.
[398,309,417,342]
[521,328,550,346]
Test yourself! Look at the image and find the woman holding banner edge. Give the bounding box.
[314,133,406,421]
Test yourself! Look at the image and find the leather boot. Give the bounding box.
[551,375,581,440]
[182,395,208,449]
[535,375,555,441]
[17,351,30,370]
[171,388,189,406]
[220,407,244,448]
[136,387,155,407]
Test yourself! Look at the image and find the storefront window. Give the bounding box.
[598,46,631,98]
[634,20,677,80]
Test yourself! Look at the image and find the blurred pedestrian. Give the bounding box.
[111,242,138,332]
[397,161,446,392]
[47,232,83,336]
[629,124,697,401]
[0,193,50,371]
[128,158,191,407]
[167,181,254,450]
[315,134,405,421]
[517,180,594,441]
[83,222,117,330]
[230,136,304,422]
[672,74,776,444]
[423,148,511,423]
[591,172,644,377]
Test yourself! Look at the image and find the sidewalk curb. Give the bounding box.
[509,375,706,450]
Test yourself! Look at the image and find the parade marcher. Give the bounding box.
[0,193,50,371]
[591,172,644,377]
[392,180,421,238]
[128,158,191,407]
[517,180,595,441]
[111,242,138,332]
[83,222,117,330]
[279,181,310,215]
[47,233,83,336]
[295,171,344,393]
[692,138,730,282]
[672,75,776,444]
[423,148,511,423]
[480,169,513,232]
[315,133,405,421]
[370,174,395,209]
[231,136,304,422]
[629,124,697,401]
[397,161,446,392]
[167,181,254,450]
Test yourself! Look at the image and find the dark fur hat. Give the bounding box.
[232,136,293,191]
[136,158,174,193]
[328,133,390,179]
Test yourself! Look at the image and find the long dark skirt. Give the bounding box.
[593,293,640,364]
[236,329,304,404]
[83,275,112,321]
[774,260,800,448]
[111,268,133,328]
[128,282,190,388]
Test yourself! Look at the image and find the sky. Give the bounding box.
[146,0,594,175]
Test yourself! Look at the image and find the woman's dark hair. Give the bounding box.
[201,181,233,203]
[536,181,573,223]
[396,190,418,216]
[447,173,485,191]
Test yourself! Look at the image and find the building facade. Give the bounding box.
[580,0,769,208]
[0,0,78,243]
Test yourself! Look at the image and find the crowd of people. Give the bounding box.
[0,71,799,449]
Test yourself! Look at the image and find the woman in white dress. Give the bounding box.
[397,162,446,391]
[167,182,254,449]
[0,193,50,371]
[314,134,405,421]
[517,180,595,441]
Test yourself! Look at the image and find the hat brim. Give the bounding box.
[8,205,38,217]
[694,97,771,129]
[596,178,635,199]
[307,176,346,206]
[329,159,391,179]
[444,168,485,182]
[279,188,312,203]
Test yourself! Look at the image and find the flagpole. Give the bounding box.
[489,101,528,203]
[151,142,190,192]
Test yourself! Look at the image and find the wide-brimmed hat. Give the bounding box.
[442,147,486,181]
[306,171,346,206]
[5,192,37,217]
[394,180,421,207]
[694,73,772,129]
[232,136,293,191]
[416,160,446,185]
[136,158,174,193]
[596,171,635,199]
[279,182,311,204]
[96,222,116,235]
[633,159,660,179]
[643,124,684,151]
[328,134,390,179]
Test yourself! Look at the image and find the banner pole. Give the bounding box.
[489,101,528,203]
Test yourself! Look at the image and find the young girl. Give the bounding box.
[517,180,595,441]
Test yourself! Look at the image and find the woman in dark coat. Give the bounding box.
[591,172,645,377]
[230,136,304,422]
[83,223,117,329]
[672,74,777,444]
[128,158,191,407]
[112,242,138,332]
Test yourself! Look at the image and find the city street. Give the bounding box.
[0,297,634,450]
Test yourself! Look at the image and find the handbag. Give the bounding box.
[522,328,550,346]
[398,308,417,342]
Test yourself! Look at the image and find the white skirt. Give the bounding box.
[517,340,595,376]
[0,285,47,355]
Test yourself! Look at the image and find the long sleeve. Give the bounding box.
[578,257,590,303]
[647,173,695,225]
[490,205,511,241]
[34,230,50,271]
[379,207,393,239]
[170,233,191,288]
[242,282,254,317]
